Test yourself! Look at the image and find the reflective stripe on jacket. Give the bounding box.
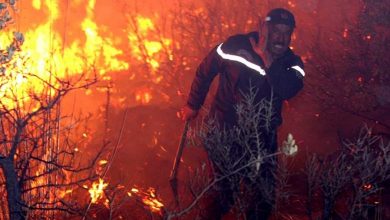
[187,31,304,128]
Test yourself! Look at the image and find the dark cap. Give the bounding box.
[265,8,296,28]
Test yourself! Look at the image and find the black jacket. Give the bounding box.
[187,31,304,128]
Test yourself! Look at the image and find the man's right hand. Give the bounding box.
[250,23,273,68]
[181,105,198,121]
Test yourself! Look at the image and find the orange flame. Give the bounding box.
[135,89,152,104]
[89,178,108,203]
[127,15,172,81]
[1,0,173,110]
[0,0,130,109]
[128,187,164,214]
[59,189,73,198]
[98,159,108,165]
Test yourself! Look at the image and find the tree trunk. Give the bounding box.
[322,197,334,220]
[0,158,25,220]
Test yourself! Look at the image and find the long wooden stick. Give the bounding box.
[169,120,190,204]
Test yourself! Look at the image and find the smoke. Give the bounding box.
[4,0,389,216]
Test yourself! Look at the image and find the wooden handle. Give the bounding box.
[169,120,190,181]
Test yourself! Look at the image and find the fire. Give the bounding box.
[287,1,296,8]
[142,190,164,213]
[81,0,129,75]
[1,0,173,215]
[32,0,41,10]
[343,28,348,38]
[89,178,108,203]
[98,159,108,165]
[135,89,152,104]
[363,183,373,191]
[0,0,174,111]
[59,189,73,198]
[127,15,172,75]
[0,0,129,109]
[29,151,51,195]
[131,188,139,193]
[128,187,164,214]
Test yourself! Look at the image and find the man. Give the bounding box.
[182,8,304,219]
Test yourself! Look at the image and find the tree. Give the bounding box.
[0,57,101,219]
[305,0,390,133]
[304,126,390,220]
[0,1,106,219]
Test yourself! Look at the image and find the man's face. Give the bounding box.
[265,23,293,58]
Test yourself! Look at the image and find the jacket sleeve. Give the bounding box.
[187,46,221,110]
[267,55,304,100]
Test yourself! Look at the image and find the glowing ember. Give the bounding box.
[59,189,73,198]
[89,178,108,203]
[343,28,348,38]
[363,183,373,191]
[98,160,108,165]
[287,1,296,7]
[128,187,164,213]
[104,199,110,208]
[135,89,152,104]
[142,195,164,213]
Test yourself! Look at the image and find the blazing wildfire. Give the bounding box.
[0,0,389,220]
